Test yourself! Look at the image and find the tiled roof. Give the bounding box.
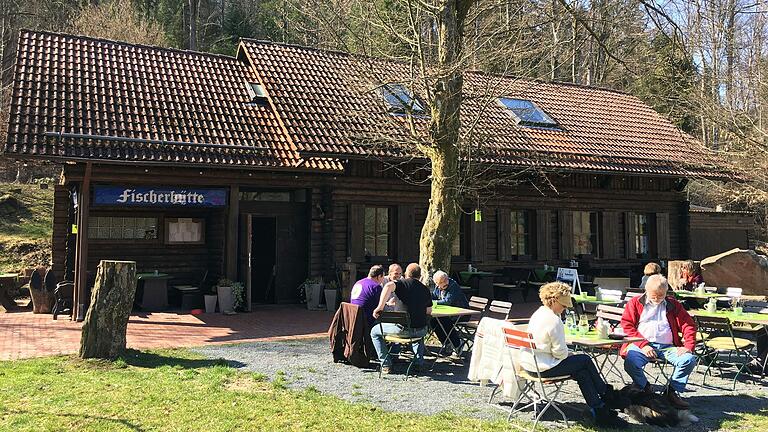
[4,30,341,171]
[240,39,731,179]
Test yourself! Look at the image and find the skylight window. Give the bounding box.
[247,82,267,100]
[380,84,425,114]
[498,97,558,128]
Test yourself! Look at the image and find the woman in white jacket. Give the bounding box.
[520,282,627,427]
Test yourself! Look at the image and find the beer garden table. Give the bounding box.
[428,302,482,367]
[572,294,622,320]
[565,330,644,383]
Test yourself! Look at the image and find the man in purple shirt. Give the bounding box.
[350,265,386,326]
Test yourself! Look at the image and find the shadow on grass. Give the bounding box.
[118,349,246,369]
[3,409,146,431]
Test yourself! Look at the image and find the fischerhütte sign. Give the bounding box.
[93,186,227,207]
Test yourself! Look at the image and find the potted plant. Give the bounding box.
[231,281,245,312]
[203,289,218,314]
[303,278,324,311]
[324,280,339,313]
[217,278,235,314]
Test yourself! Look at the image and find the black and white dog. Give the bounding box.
[616,385,700,427]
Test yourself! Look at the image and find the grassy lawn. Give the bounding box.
[0,182,53,271]
[0,349,766,432]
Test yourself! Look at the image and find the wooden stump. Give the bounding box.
[79,260,137,359]
[29,268,54,314]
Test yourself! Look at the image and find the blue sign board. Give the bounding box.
[93,186,227,207]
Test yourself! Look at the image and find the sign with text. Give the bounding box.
[556,267,582,294]
[93,186,227,207]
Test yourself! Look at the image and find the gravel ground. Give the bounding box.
[194,338,768,430]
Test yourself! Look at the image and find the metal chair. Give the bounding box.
[454,296,489,352]
[694,315,758,390]
[377,311,425,380]
[502,327,572,431]
[487,300,513,320]
[53,281,74,320]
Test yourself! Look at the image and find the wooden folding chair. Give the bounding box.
[502,327,572,431]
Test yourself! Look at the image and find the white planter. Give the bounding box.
[306,283,323,311]
[204,295,218,314]
[217,286,234,314]
[324,289,338,313]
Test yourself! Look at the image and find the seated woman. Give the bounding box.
[678,260,703,291]
[639,262,661,289]
[519,282,627,427]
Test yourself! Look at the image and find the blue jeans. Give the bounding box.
[370,323,428,367]
[538,354,606,409]
[624,343,697,392]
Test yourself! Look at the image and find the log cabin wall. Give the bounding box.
[689,210,753,260]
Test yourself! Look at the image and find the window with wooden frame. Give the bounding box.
[634,213,653,258]
[165,218,205,245]
[364,206,391,258]
[572,211,600,257]
[510,210,530,256]
[88,216,158,240]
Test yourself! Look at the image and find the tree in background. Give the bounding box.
[71,0,168,46]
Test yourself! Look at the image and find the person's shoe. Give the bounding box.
[593,406,629,428]
[746,361,766,375]
[380,366,391,375]
[665,387,690,409]
[631,382,653,394]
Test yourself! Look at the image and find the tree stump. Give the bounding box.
[79,260,137,359]
[29,268,54,313]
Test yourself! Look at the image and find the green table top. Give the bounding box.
[565,330,643,346]
[673,290,721,299]
[137,272,171,280]
[458,271,497,284]
[572,295,622,305]
[690,309,768,323]
[431,302,479,317]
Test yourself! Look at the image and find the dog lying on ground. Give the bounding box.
[617,385,700,427]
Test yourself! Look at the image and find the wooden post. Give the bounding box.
[226,185,239,280]
[79,260,137,359]
[74,162,92,321]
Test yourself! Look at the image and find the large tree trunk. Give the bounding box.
[79,260,137,359]
[418,0,472,283]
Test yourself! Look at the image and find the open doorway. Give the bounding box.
[250,217,277,303]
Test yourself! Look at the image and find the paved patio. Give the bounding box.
[0,306,333,360]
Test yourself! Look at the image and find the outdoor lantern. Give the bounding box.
[474,209,482,222]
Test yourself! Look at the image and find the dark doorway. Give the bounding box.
[250,217,277,303]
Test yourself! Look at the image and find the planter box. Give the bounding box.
[204,294,217,313]
[305,283,323,311]
[324,289,338,313]
[217,286,234,313]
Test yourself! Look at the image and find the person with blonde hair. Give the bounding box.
[639,262,662,289]
[678,260,703,291]
[520,282,627,427]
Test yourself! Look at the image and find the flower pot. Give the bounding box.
[733,306,743,316]
[306,283,323,311]
[204,294,218,314]
[324,289,338,313]
[217,286,234,314]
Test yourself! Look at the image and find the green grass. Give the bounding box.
[0,349,766,431]
[0,182,53,271]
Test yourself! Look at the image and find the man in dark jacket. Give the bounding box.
[621,274,697,409]
[431,270,469,356]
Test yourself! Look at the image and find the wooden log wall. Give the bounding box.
[51,185,69,279]
[689,211,753,260]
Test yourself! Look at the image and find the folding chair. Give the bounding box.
[376,311,426,380]
[502,327,572,431]
[454,296,489,352]
[694,315,758,390]
[487,300,513,320]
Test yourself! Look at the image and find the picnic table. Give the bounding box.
[0,273,19,312]
[673,290,721,300]
[429,302,482,366]
[136,272,172,311]
[566,330,644,383]
[689,309,768,325]
[459,271,499,299]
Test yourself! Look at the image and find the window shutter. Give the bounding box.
[656,212,671,259]
[536,210,552,260]
[348,204,365,261]
[624,211,636,259]
[558,210,574,259]
[497,209,511,261]
[601,211,620,259]
[397,205,416,262]
[470,213,486,262]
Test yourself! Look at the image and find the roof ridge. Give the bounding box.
[239,38,631,95]
[19,28,241,62]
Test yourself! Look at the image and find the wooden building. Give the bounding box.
[688,206,753,260]
[3,31,733,319]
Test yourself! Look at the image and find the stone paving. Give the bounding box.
[0,305,332,360]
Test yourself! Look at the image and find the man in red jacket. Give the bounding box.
[621,274,697,409]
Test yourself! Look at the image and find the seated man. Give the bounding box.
[370,263,432,374]
[522,282,627,427]
[349,265,385,327]
[621,274,697,409]
[383,263,405,311]
[431,270,469,355]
